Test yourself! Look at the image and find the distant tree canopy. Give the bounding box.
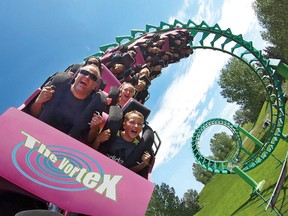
[233,108,251,126]
[210,132,234,160]
[218,57,267,123]
[253,0,288,63]
[146,183,201,216]
[182,189,201,215]
[192,163,214,185]
[146,183,181,216]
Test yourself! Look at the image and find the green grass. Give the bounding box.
[238,101,270,161]
[195,98,288,216]
[196,140,287,216]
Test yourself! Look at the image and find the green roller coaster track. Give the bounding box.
[191,118,243,174]
[88,19,286,174]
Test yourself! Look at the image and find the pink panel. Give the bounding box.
[161,36,169,52]
[133,46,146,65]
[101,64,121,93]
[17,89,41,111]
[0,108,154,216]
[99,111,109,132]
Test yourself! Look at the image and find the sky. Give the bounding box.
[0,0,266,198]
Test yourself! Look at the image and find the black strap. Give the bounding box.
[122,124,154,168]
[68,92,107,138]
[38,73,72,123]
[98,106,123,154]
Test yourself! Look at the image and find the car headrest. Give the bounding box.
[122,98,151,121]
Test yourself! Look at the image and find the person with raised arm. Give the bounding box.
[29,65,105,141]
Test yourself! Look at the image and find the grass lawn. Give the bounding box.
[195,93,288,215]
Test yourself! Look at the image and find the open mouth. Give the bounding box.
[79,80,88,86]
[131,128,138,135]
[123,94,130,100]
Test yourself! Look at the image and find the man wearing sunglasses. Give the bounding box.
[29,65,105,141]
[71,66,100,99]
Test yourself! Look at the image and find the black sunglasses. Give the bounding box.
[79,70,98,82]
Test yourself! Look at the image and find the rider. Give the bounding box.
[29,65,105,142]
[92,110,151,174]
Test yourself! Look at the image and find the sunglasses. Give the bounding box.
[79,70,98,82]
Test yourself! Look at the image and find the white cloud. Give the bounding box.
[195,0,218,24]
[219,102,239,123]
[168,0,190,24]
[195,98,214,128]
[219,0,257,35]
[149,0,265,170]
[150,50,229,168]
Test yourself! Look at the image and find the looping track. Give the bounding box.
[88,19,286,174]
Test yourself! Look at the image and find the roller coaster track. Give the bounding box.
[87,19,286,174]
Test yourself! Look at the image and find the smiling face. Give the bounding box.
[135,80,146,92]
[85,57,100,67]
[122,111,144,142]
[111,63,125,75]
[118,83,135,107]
[71,65,100,99]
[138,68,150,77]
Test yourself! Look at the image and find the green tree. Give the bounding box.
[233,107,251,126]
[210,132,234,160]
[218,57,266,123]
[253,0,288,63]
[192,163,214,185]
[146,183,201,216]
[233,107,253,126]
[263,46,283,60]
[182,189,201,214]
[146,183,182,216]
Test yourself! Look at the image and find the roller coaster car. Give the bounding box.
[0,27,194,215]
[0,80,161,215]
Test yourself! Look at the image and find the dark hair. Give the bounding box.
[84,56,102,74]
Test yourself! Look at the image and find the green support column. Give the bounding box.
[237,125,282,165]
[241,147,252,156]
[232,166,265,195]
[269,58,288,79]
[236,126,264,147]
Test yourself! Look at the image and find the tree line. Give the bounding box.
[146,183,201,216]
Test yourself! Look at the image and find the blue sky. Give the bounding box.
[0,0,266,198]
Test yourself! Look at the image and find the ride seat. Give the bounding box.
[160,36,170,52]
[101,64,121,93]
[133,46,146,65]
